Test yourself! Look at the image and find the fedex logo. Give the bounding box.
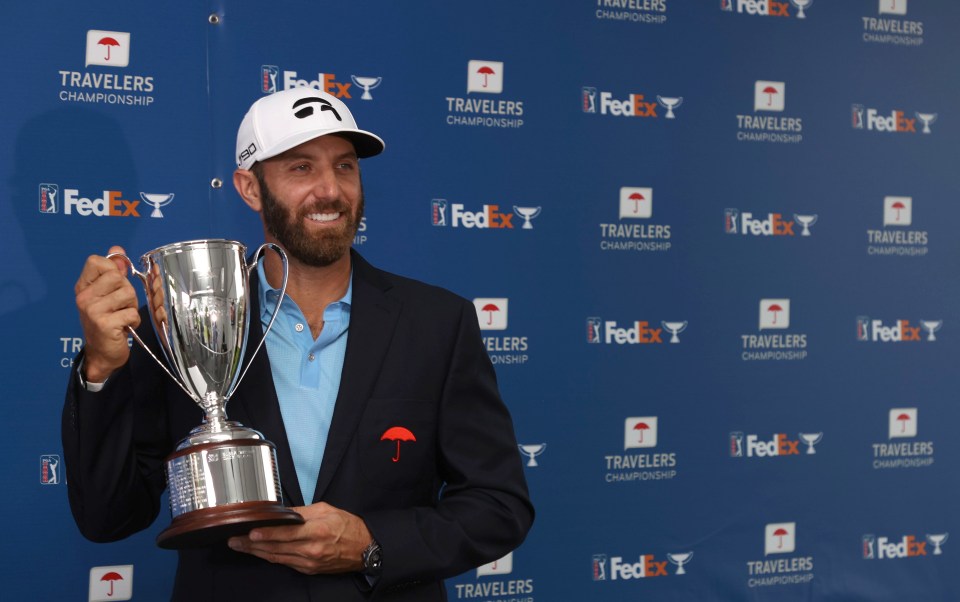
[58,188,140,217]
[857,318,924,342]
[723,0,792,17]
[731,433,801,457]
[872,535,927,559]
[280,70,352,98]
[729,211,796,235]
[853,106,918,133]
[594,555,670,580]
[602,320,664,344]
[447,203,515,229]
[590,91,660,117]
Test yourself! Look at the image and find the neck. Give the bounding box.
[262,246,352,317]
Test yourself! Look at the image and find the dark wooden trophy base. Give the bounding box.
[157,502,304,549]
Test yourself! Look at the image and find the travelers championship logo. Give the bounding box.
[871,408,934,470]
[473,298,530,365]
[725,208,817,237]
[431,199,541,231]
[587,317,688,345]
[60,336,85,369]
[446,60,524,129]
[856,316,942,343]
[867,196,929,256]
[259,64,382,100]
[59,30,156,107]
[746,523,814,588]
[741,299,808,361]
[863,532,947,560]
[89,565,134,602]
[852,104,936,134]
[603,417,678,483]
[39,184,175,218]
[594,0,668,24]
[599,187,673,252]
[453,552,535,601]
[862,0,924,46]
[353,217,368,246]
[582,87,682,120]
[721,0,812,19]
[736,81,803,144]
[729,431,822,458]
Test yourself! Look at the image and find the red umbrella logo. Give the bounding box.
[629,192,645,214]
[98,37,120,61]
[381,426,416,462]
[477,66,495,88]
[767,303,784,325]
[762,85,779,107]
[100,571,124,596]
[897,413,911,433]
[633,422,650,443]
[773,527,789,549]
[891,201,905,221]
[481,303,501,326]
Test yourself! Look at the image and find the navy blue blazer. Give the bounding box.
[63,251,533,601]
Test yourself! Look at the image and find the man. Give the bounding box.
[64,88,533,601]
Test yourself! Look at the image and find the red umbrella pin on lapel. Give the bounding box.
[381,426,416,462]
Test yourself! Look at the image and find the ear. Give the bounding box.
[233,169,263,212]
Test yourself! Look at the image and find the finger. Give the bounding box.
[107,245,130,274]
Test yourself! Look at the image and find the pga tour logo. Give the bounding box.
[85,30,130,68]
[474,298,508,330]
[40,454,61,485]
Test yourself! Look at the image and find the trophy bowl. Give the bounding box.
[111,239,304,548]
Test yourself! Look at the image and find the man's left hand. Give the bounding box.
[227,502,372,574]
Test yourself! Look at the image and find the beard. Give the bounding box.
[257,171,364,267]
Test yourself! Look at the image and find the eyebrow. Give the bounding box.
[274,149,358,164]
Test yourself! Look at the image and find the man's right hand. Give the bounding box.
[74,246,140,383]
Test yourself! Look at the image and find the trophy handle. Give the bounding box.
[105,252,200,403]
[233,243,289,393]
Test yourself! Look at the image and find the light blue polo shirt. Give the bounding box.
[257,261,351,504]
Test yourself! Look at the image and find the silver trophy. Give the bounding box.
[110,239,303,548]
[139,192,175,218]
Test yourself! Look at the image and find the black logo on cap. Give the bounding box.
[292,97,342,121]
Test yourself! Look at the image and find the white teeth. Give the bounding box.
[307,212,340,222]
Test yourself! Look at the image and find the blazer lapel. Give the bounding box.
[312,251,400,502]
[230,275,305,508]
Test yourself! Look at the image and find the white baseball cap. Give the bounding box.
[235,88,384,170]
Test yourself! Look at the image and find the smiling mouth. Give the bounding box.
[306,211,341,223]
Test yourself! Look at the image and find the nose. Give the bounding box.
[308,166,340,200]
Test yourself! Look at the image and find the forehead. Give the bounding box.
[268,134,357,163]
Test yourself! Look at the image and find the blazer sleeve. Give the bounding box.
[360,300,534,590]
[61,314,171,542]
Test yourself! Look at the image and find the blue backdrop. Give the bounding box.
[3,1,959,600]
